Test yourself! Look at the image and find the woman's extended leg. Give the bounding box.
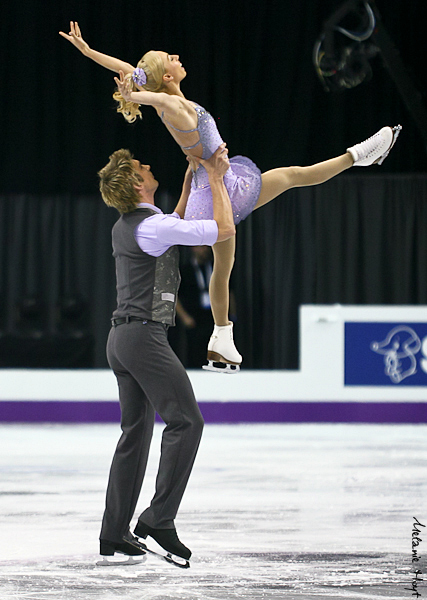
[254,153,353,210]
[203,235,242,372]
[254,124,401,210]
[203,125,401,371]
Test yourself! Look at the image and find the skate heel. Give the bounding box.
[203,351,240,374]
[100,541,115,556]
[206,350,240,366]
[134,521,149,540]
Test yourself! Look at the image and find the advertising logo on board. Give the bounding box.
[345,323,427,386]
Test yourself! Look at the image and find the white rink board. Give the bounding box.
[0,305,426,403]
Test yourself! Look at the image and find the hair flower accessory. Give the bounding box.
[132,67,147,86]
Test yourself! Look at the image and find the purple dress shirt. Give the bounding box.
[134,203,218,257]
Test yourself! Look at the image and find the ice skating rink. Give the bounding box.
[0,422,425,600]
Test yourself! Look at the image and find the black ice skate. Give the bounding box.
[97,532,147,566]
[132,521,191,568]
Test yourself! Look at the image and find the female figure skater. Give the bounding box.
[59,22,401,372]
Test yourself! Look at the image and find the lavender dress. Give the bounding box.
[161,103,262,225]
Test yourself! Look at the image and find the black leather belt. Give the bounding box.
[111,316,147,327]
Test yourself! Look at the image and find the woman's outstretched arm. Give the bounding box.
[114,70,181,113]
[59,21,135,74]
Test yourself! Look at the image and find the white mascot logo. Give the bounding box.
[370,326,423,384]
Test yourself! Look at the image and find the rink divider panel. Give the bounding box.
[0,400,426,424]
[2,305,427,423]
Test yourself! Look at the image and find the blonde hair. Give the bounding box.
[98,149,143,213]
[113,51,167,123]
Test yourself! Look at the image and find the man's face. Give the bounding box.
[132,160,158,194]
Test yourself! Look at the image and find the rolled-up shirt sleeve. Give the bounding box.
[135,212,218,257]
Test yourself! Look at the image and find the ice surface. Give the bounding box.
[0,423,425,599]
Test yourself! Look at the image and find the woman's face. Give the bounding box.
[157,51,186,83]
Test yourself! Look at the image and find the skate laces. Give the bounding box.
[355,130,387,160]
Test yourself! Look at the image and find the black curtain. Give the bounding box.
[234,173,427,369]
[1,0,425,196]
[0,194,116,367]
[0,0,426,368]
[1,175,425,368]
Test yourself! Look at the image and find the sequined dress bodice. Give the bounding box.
[162,101,262,225]
[161,102,223,160]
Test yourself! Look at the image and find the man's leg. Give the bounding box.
[100,327,156,544]
[133,325,204,529]
[108,320,204,531]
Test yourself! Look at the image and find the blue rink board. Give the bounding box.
[345,322,427,386]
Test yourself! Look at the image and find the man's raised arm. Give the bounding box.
[197,144,235,242]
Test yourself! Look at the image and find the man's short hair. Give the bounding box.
[98,149,143,213]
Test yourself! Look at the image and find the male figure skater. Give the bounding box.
[97,144,234,567]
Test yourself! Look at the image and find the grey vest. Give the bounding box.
[111,208,180,326]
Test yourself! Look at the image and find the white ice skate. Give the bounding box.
[347,125,402,166]
[202,322,242,374]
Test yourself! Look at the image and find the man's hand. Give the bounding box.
[59,21,90,54]
[195,143,230,178]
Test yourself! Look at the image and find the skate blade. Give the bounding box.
[129,533,190,569]
[96,555,147,566]
[203,360,240,374]
[140,545,190,568]
[376,124,402,165]
[164,553,190,569]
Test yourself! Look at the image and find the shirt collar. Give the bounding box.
[136,202,163,214]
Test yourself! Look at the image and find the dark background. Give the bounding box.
[0,0,426,369]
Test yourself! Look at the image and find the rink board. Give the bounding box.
[0,399,426,423]
[1,305,427,423]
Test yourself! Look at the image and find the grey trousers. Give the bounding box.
[100,319,204,543]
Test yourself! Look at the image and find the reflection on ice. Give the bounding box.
[0,423,425,599]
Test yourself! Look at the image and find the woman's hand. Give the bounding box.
[114,70,134,102]
[59,21,90,54]
[186,154,199,173]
